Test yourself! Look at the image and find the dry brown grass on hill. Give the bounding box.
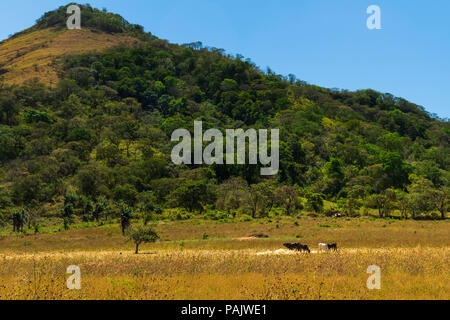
[0,27,141,86]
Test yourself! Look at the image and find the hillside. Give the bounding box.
[0,3,448,232]
[0,28,141,86]
[0,4,149,86]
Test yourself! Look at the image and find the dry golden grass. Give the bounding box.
[0,248,448,300]
[0,217,448,300]
[0,28,140,86]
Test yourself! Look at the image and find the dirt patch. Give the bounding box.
[235,236,259,241]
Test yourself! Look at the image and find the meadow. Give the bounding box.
[0,216,448,300]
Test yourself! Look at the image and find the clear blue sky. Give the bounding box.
[1,0,449,118]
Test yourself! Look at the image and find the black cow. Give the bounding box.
[283,242,310,253]
[327,243,338,251]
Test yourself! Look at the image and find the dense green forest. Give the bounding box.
[0,5,448,232]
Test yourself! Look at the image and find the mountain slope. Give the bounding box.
[0,27,141,86]
[0,3,448,225]
[0,3,151,86]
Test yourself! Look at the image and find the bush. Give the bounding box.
[239,215,253,222]
[163,208,190,221]
[205,210,229,221]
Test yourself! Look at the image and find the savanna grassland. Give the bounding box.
[0,217,448,300]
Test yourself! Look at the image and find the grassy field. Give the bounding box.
[0,217,448,300]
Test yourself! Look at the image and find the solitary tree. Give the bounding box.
[127,225,159,254]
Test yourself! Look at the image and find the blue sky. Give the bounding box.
[0,0,449,118]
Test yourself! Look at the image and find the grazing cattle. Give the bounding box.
[318,243,329,251]
[327,243,338,251]
[283,243,310,253]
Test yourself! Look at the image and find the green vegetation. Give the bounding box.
[127,224,159,254]
[11,4,153,41]
[0,4,448,235]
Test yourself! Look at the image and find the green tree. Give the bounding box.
[381,152,412,189]
[82,199,94,222]
[137,191,157,225]
[275,185,300,216]
[113,184,138,206]
[120,205,133,235]
[12,208,28,232]
[215,177,248,215]
[127,225,159,254]
[93,196,108,222]
[0,92,20,125]
[247,183,269,218]
[62,202,74,225]
[407,174,435,218]
[168,180,215,213]
[366,189,396,218]
[305,192,324,213]
[431,187,449,219]
[395,190,410,219]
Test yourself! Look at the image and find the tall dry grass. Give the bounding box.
[0,218,448,300]
[0,247,448,300]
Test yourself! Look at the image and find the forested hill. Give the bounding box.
[0,4,448,226]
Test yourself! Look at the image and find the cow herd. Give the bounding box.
[283,242,338,253]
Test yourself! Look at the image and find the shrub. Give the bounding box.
[239,215,253,222]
